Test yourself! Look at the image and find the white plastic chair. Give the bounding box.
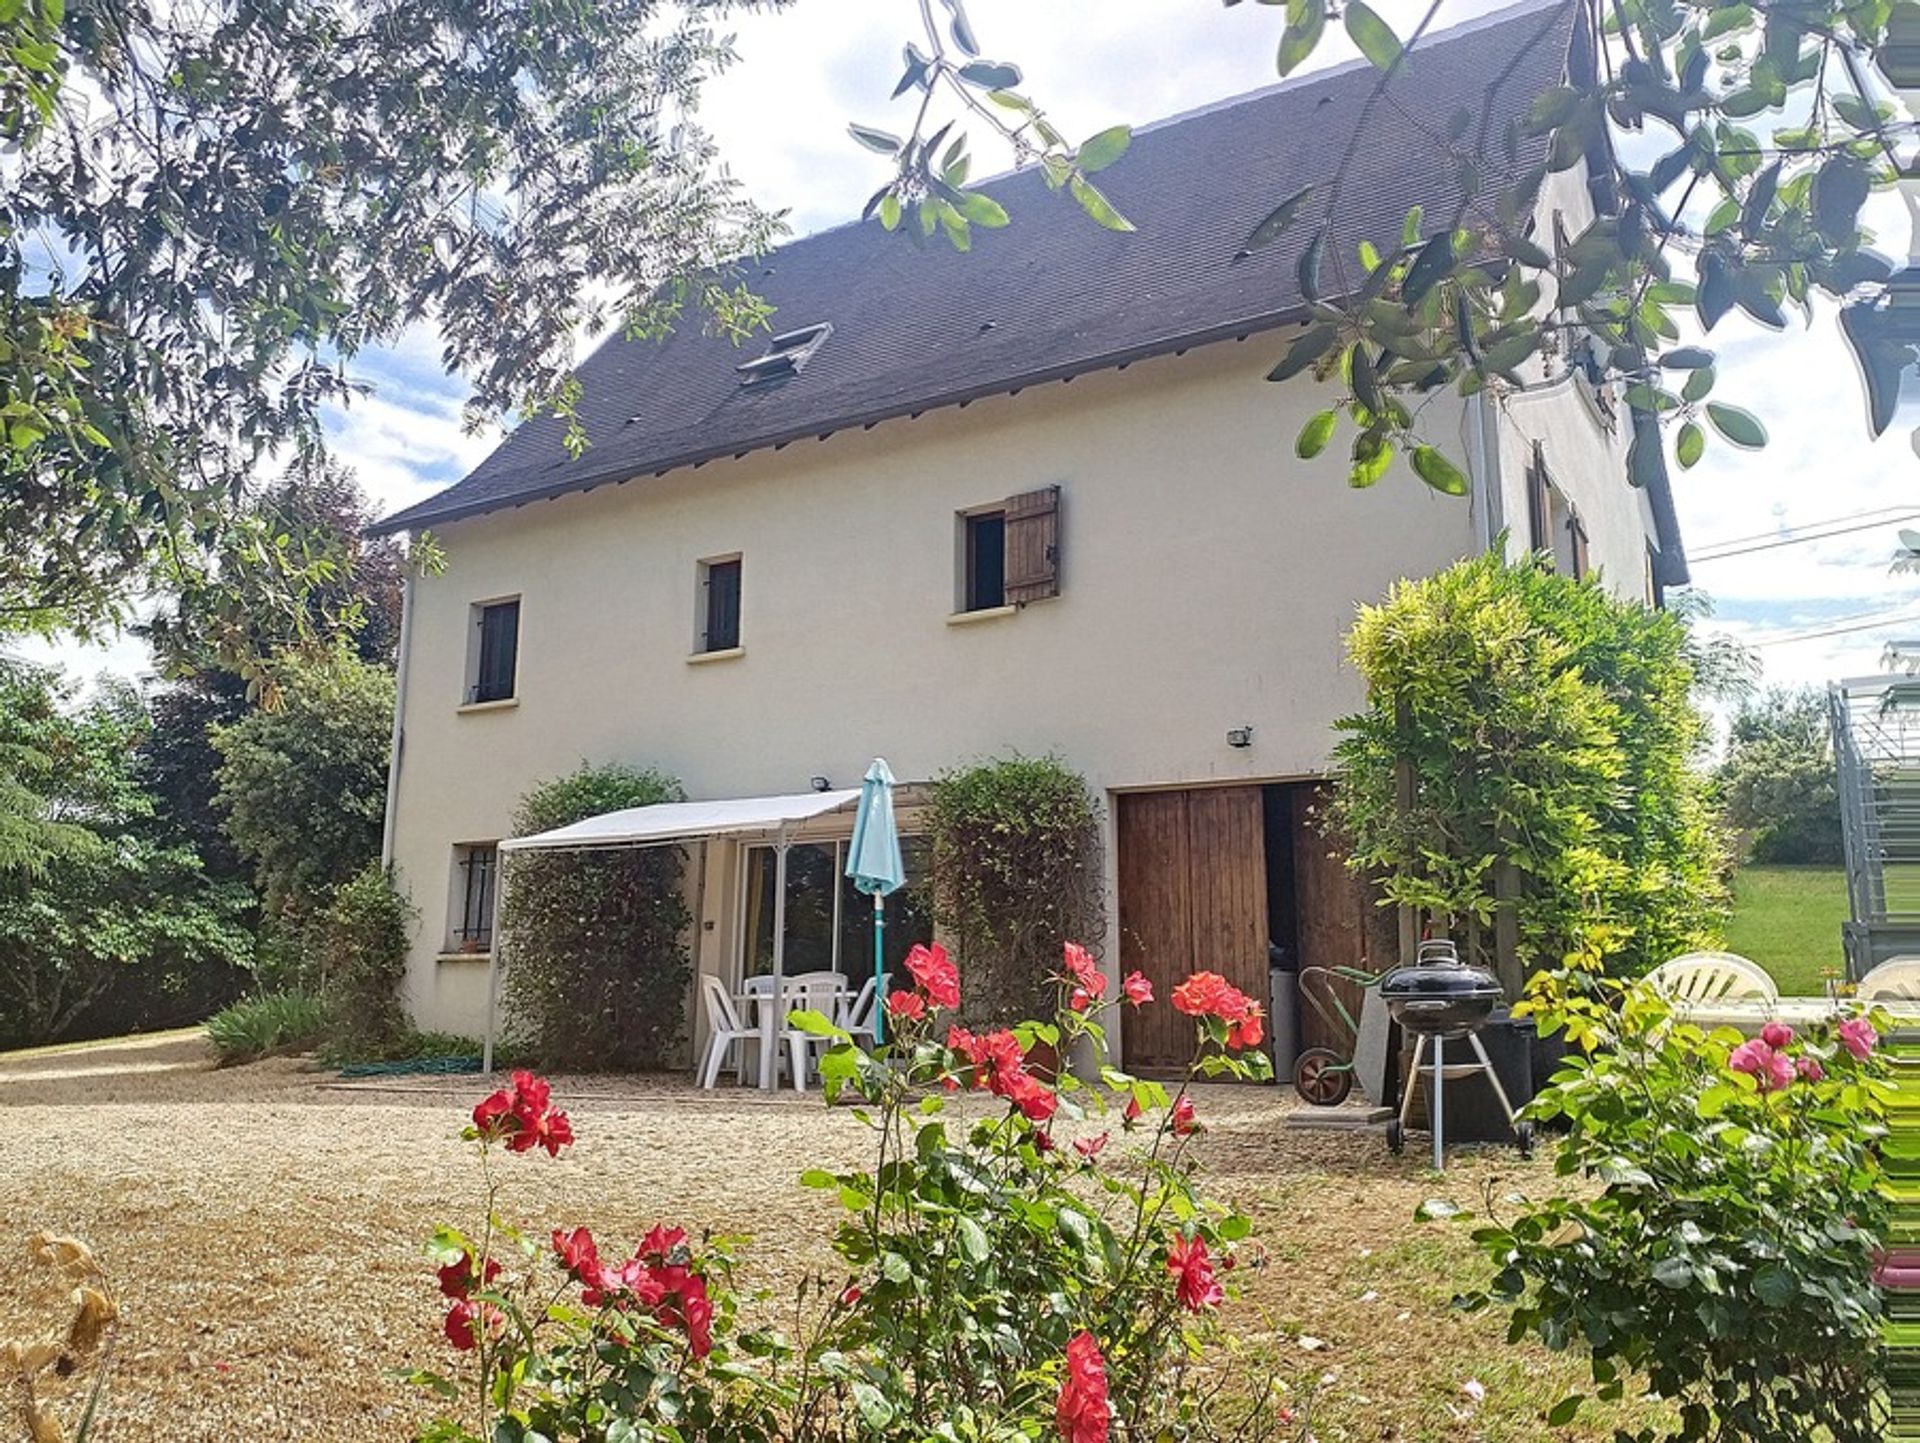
[780,973,847,1090]
[1645,951,1778,1004]
[699,975,758,1089]
[1860,955,1920,1000]
[838,975,879,1046]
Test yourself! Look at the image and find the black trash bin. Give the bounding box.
[1267,943,1299,1085]
[1395,1010,1536,1144]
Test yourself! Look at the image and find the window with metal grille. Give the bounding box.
[470,599,519,703]
[699,557,742,652]
[453,844,498,950]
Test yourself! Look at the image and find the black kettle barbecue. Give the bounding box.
[1379,940,1531,1167]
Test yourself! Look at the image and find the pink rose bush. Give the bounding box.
[414,940,1315,1443]
[1453,974,1891,1443]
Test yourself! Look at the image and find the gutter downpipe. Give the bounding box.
[380,571,415,867]
[1465,390,1503,555]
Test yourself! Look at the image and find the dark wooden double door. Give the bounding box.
[1117,783,1372,1075]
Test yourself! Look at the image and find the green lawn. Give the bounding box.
[1723,864,1850,996]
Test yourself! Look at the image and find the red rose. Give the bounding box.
[1171,1095,1199,1137]
[1166,1233,1225,1311]
[552,1226,599,1278]
[1226,1007,1265,1052]
[839,1284,864,1307]
[1122,971,1153,1007]
[904,942,961,1010]
[1170,972,1264,1051]
[1122,1095,1143,1128]
[437,1253,502,1299]
[472,1087,513,1135]
[677,1280,715,1360]
[1063,942,1107,998]
[1055,1331,1111,1443]
[473,1071,573,1156]
[1074,1131,1110,1160]
[1171,971,1235,1017]
[1005,1069,1059,1123]
[637,1224,689,1262]
[444,1299,502,1351]
[886,988,927,1021]
[1034,1128,1056,1153]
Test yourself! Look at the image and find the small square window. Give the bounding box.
[468,598,519,704]
[450,843,498,951]
[963,511,1006,612]
[698,556,742,653]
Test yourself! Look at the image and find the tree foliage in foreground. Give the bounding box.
[1,0,784,657]
[1332,550,1727,991]
[860,0,1918,490]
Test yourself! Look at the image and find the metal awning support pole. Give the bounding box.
[482,851,507,1076]
[763,826,790,1090]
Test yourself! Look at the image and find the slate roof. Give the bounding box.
[375,0,1681,577]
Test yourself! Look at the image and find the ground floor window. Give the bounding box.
[450,843,499,951]
[741,837,933,984]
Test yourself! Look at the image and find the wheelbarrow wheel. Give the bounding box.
[1386,1118,1405,1155]
[1515,1121,1535,1160]
[1293,1047,1353,1107]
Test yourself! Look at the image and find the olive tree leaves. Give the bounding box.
[866,0,1918,495]
[852,0,1134,250]
[1223,0,1916,491]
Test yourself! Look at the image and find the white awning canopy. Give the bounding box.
[499,788,863,854]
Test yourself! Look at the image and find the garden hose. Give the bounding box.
[335,1054,483,1079]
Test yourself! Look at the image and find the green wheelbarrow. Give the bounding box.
[1293,963,1394,1107]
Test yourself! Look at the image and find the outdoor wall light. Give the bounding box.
[1226,726,1254,749]
[809,775,833,792]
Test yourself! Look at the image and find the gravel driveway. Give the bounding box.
[0,1031,1638,1442]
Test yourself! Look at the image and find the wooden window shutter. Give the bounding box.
[1569,513,1590,580]
[1002,485,1061,605]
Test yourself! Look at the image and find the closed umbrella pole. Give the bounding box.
[846,759,905,1047]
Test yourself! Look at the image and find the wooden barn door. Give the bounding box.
[1289,784,1378,1053]
[1118,786,1269,1075]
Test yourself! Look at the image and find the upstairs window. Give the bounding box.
[698,556,743,653]
[963,511,1006,612]
[450,843,498,952]
[958,486,1061,613]
[468,597,520,704]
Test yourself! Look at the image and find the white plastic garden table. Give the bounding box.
[1675,997,1920,1031]
[736,974,851,1091]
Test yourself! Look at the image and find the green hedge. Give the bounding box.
[501,763,691,1070]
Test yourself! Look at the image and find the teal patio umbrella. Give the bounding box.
[846,757,906,1044]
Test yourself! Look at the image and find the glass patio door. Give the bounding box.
[741,839,934,983]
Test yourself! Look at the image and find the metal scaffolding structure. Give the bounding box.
[1832,675,1920,977]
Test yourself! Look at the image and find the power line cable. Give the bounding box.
[1691,504,1920,554]
[1746,608,1920,648]
[1693,511,1920,563]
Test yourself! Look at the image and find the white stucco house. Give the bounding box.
[370,0,1688,1072]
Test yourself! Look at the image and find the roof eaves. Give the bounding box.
[368,302,1312,535]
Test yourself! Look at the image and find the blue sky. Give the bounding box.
[28,0,1918,693]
